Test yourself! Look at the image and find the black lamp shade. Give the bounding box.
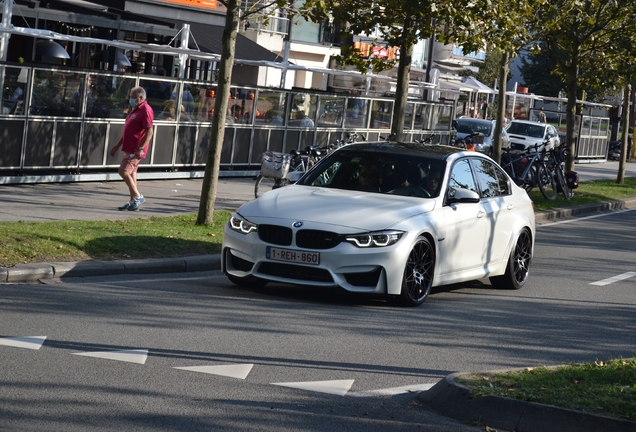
[91,49,132,67]
[36,40,70,59]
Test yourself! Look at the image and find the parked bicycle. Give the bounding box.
[545,142,577,200]
[501,141,557,200]
[254,133,360,198]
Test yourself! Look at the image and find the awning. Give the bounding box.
[185,22,282,63]
[462,76,495,94]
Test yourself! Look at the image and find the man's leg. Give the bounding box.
[118,158,144,210]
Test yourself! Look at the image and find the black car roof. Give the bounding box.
[341,141,463,160]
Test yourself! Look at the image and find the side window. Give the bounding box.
[473,159,510,198]
[495,165,511,195]
[447,159,477,200]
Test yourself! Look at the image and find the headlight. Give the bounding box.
[229,214,257,234]
[345,230,403,248]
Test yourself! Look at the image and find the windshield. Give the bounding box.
[456,120,492,136]
[507,122,545,138]
[297,148,446,198]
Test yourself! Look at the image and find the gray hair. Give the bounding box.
[131,86,146,100]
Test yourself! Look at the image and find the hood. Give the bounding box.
[237,185,436,231]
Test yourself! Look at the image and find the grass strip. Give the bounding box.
[528,177,636,211]
[455,357,636,421]
[0,212,230,267]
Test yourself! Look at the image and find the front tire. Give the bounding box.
[490,228,532,290]
[255,175,288,198]
[398,237,435,306]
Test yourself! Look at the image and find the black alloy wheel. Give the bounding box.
[399,237,435,306]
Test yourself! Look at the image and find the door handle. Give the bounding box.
[477,211,485,218]
[507,204,515,210]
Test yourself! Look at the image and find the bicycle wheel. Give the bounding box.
[555,167,573,200]
[254,176,287,198]
[537,162,557,200]
[523,163,539,192]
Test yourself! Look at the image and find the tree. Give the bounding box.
[462,48,511,91]
[529,0,636,173]
[197,0,296,226]
[519,44,563,97]
[443,0,539,164]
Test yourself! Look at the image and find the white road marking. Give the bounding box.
[72,349,148,364]
[173,364,254,379]
[590,272,636,286]
[538,208,636,227]
[0,336,47,350]
[271,379,355,396]
[347,383,435,397]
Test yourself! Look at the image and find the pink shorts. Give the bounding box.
[119,155,141,175]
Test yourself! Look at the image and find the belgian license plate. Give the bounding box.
[266,247,320,265]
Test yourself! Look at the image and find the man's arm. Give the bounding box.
[134,127,153,157]
[110,136,123,157]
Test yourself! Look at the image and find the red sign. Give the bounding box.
[160,0,217,10]
[353,42,398,60]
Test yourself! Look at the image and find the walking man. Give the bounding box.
[110,86,154,211]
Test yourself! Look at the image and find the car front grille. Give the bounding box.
[295,229,341,250]
[258,224,293,246]
[258,262,334,283]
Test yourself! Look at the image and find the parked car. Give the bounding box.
[506,120,560,151]
[222,141,536,306]
[454,118,511,156]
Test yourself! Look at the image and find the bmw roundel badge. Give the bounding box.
[292,221,303,228]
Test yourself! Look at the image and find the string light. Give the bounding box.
[59,22,94,33]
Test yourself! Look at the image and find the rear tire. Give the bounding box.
[537,163,557,200]
[255,175,287,198]
[490,228,532,290]
[555,168,573,200]
[398,237,435,306]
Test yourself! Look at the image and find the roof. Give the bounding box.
[343,142,463,159]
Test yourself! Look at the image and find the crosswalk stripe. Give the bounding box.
[590,272,636,286]
[0,336,47,350]
[271,379,355,396]
[72,349,149,364]
[173,364,254,379]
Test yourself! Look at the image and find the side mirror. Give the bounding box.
[447,187,480,204]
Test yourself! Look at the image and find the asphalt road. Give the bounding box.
[1,208,635,431]
[0,160,634,222]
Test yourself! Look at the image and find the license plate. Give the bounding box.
[266,247,320,265]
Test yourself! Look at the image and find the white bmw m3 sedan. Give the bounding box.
[222,141,535,306]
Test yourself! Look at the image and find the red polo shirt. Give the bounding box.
[122,100,154,157]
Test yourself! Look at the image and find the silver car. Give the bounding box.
[507,120,560,151]
[454,118,511,157]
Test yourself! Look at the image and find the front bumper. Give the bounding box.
[222,225,413,295]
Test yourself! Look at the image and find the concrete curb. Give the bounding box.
[0,255,221,283]
[418,371,636,432]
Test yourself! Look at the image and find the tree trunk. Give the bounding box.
[492,51,509,165]
[196,0,239,226]
[617,83,631,184]
[564,63,578,173]
[390,20,413,141]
